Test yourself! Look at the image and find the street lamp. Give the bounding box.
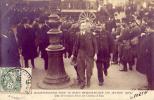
[38,0,72,89]
[38,14,72,89]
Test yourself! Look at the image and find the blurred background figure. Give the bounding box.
[95,24,114,86]
[36,17,50,70]
[1,21,21,67]
[17,17,38,68]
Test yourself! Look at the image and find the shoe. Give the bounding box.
[99,82,104,86]
[129,67,133,71]
[119,69,127,72]
[87,80,91,88]
[104,70,108,76]
[77,80,81,85]
[80,84,85,89]
[112,61,118,64]
[148,83,152,90]
[45,66,48,70]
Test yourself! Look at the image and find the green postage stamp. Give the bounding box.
[0,68,32,94]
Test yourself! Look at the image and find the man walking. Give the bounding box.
[95,24,114,86]
[72,22,98,89]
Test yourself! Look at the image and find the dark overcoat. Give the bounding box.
[95,30,114,62]
[17,25,37,60]
[36,25,50,59]
[136,34,150,74]
[1,31,21,67]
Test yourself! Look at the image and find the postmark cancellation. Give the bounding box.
[0,68,32,94]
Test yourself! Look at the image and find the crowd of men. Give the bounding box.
[0,3,154,90]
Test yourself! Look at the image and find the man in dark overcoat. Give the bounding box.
[36,19,50,70]
[69,23,80,82]
[137,21,154,89]
[61,21,72,58]
[147,23,154,90]
[1,23,21,67]
[17,18,37,68]
[95,24,114,86]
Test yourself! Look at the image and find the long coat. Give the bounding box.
[136,30,154,89]
[66,25,79,58]
[95,30,114,62]
[1,31,21,67]
[149,32,154,88]
[17,25,37,60]
[36,25,49,59]
[61,22,72,57]
[136,35,150,74]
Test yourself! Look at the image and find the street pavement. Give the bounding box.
[32,56,147,90]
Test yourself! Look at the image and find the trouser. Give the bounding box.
[44,57,48,70]
[113,51,118,63]
[77,53,94,86]
[120,47,135,70]
[121,59,134,70]
[96,60,110,83]
[74,65,80,81]
[24,58,35,68]
[146,66,154,90]
[113,43,119,63]
[131,45,138,58]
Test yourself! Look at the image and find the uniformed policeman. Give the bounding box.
[95,24,114,86]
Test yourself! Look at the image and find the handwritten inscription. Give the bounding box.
[130,90,148,99]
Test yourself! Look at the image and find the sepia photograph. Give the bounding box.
[0,0,154,92]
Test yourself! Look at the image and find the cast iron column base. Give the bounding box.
[38,47,72,89]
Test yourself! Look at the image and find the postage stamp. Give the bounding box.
[0,68,32,94]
